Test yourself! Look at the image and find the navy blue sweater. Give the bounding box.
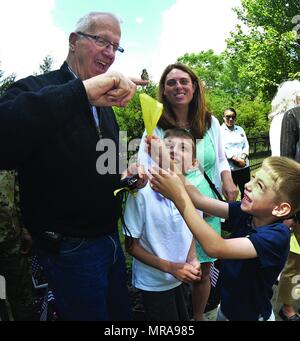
[0,63,122,237]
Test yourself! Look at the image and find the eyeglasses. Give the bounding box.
[225,115,236,120]
[76,31,124,53]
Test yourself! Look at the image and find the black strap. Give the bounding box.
[202,171,225,202]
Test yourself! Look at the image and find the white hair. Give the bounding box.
[74,12,121,32]
[269,80,300,120]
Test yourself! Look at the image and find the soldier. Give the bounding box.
[0,170,37,321]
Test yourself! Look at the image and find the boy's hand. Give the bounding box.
[188,258,202,281]
[170,262,201,283]
[121,163,148,189]
[145,136,173,170]
[149,166,184,200]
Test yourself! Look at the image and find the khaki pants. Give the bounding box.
[277,227,300,306]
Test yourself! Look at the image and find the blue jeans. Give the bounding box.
[36,232,131,321]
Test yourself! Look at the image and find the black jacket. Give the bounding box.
[0,63,122,237]
[280,106,300,163]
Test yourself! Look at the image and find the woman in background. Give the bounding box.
[220,107,250,199]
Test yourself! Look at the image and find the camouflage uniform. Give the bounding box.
[0,170,36,320]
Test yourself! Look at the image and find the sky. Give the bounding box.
[0,0,241,82]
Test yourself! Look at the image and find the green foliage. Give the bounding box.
[231,97,271,137]
[235,0,300,32]
[206,89,236,116]
[207,89,271,138]
[175,0,297,136]
[226,0,300,100]
[177,49,272,137]
[177,50,251,98]
[34,54,54,75]
[177,1,300,101]
[0,65,16,96]
[178,50,226,90]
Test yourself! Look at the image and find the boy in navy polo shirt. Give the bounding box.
[148,154,300,321]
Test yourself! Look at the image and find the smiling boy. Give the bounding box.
[149,154,300,321]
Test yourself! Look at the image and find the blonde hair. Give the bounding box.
[262,156,300,215]
[269,80,300,120]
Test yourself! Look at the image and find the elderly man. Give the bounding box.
[0,12,147,320]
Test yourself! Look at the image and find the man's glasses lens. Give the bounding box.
[225,115,236,120]
[77,32,124,53]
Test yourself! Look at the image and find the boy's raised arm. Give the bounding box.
[150,169,257,260]
[146,135,229,218]
[150,166,229,219]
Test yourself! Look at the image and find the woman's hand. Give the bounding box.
[221,170,238,201]
[232,156,246,168]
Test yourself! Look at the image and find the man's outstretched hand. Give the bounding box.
[83,71,148,107]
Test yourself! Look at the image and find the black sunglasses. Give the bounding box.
[225,115,236,120]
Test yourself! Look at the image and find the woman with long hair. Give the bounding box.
[139,63,237,320]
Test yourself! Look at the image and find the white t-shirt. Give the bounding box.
[123,183,195,291]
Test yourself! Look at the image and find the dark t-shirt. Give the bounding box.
[220,202,290,321]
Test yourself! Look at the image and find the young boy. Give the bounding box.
[123,128,203,321]
[148,152,300,321]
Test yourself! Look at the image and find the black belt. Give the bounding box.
[34,231,63,254]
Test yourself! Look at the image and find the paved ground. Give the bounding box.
[204,283,300,321]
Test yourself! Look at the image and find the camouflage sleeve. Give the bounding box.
[14,172,25,230]
[0,170,22,243]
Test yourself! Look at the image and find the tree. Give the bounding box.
[36,54,53,75]
[178,50,227,90]
[0,64,16,96]
[226,0,300,100]
[177,50,253,98]
[176,51,271,137]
